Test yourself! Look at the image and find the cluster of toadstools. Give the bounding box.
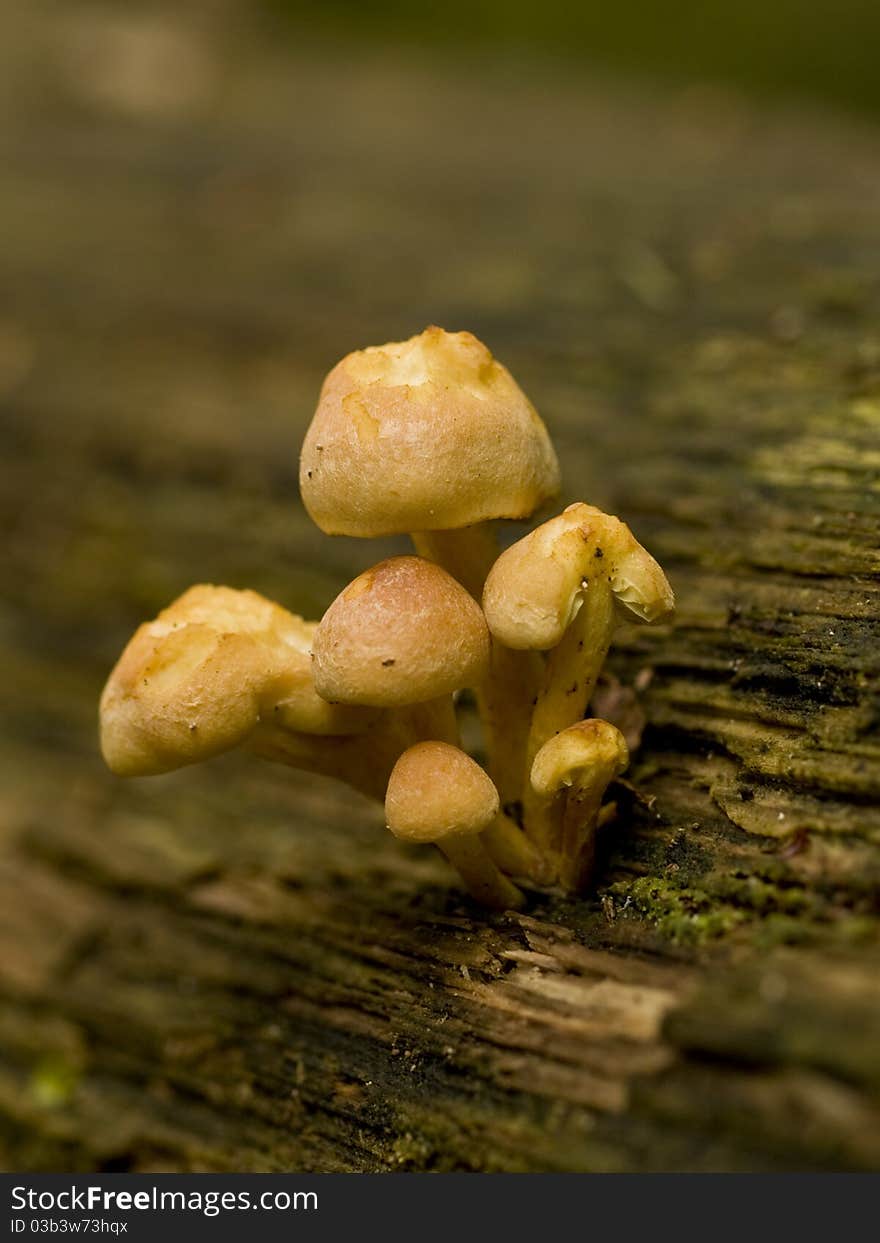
[101,328,674,908]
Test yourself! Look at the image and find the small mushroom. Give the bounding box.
[299,326,560,807]
[312,555,546,881]
[100,584,398,799]
[100,616,265,776]
[530,720,629,891]
[300,327,559,548]
[483,503,673,854]
[311,555,488,739]
[386,742,524,910]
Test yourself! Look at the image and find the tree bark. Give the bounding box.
[0,1,878,1172]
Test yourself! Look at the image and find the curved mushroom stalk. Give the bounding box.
[408,691,551,884]
[299,326,561,811]
[99,584,396,794]
[386,742,524,910]
[531,720,629,892]
[253,702,548,879]
[246,712,417,803]
[481,815,554,884]
[413,526,546,816]
[483,503,673,856]
[311,554,547,882]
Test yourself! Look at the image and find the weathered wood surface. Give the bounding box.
[1,3,878,1171]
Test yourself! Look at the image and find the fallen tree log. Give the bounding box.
[0,3,877,1172]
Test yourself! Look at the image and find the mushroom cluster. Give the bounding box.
[100,327,673,908]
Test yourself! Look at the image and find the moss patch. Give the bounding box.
[606,875,747,945]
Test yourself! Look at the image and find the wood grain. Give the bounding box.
[0,1,878,1171]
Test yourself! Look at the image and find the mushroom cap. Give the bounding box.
[483,502,675,650]
[312,556,490,707]
[100,616,267,776]
[530,719,629,798]
[180,586,375,735]
[386,742,500,843]
[300,326,561,536]
[100,584,369,777]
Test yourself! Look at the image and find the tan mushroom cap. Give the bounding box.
[530,719,629,798]
[300,326,561,536]
[483,502,675,650]
[386,742,500,844]
[312,556,490,707]
[167,585,350,734]
[100,584,369,777]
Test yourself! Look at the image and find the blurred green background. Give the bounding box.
[267,0,880,117]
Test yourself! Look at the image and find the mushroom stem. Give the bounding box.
[412,525,540,809]
[438,835,525,910]
[482,815,553,883]
[482,639,545,813]
[522,581,615,853]
[407,692,549,884]
[407,695,460,746]
[247,713,414,803]
[558,798,620,891]
[558,784,609,893]
[411,525,498,599]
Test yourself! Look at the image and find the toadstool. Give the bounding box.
[530,719,628,891]
[311,555,488,739]
[300,326,559,554]
[385,741,524,910]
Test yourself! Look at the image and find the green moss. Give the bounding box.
[389,1130,435,1170]
[750,916,813,948]
[753,912,879,951]
[29,1058,80,1109]
[607,875,746,945]
[832,916,877,945]
[607,864,843,947]
[712,874,819,918]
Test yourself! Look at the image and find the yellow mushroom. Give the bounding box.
[386,742,524,910]
[530,720,629,891]
[300,326,559,544]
